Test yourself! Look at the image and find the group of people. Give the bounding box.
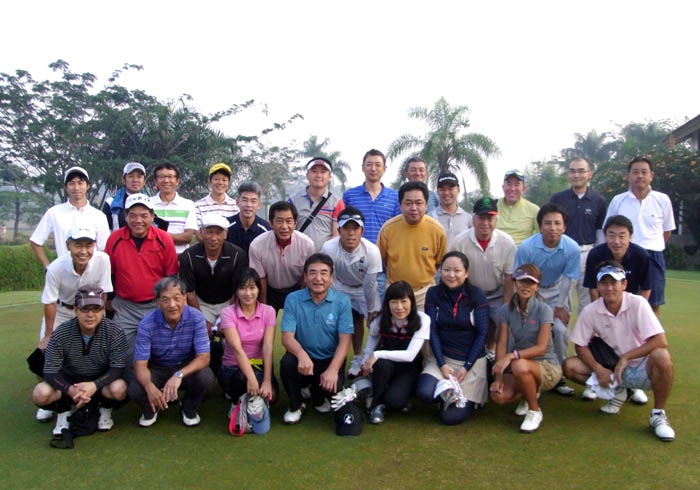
[28,149,677,442]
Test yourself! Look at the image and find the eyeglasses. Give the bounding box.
[156,174,178,180]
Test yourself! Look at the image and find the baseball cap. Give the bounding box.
[64,166,89,184]
[246,396,271,435]
[123,162,146,176]
[200,215,231,230]
[209,163,232,177]
[334,402,363,437]
[437,172,459,187]
[68,224,97,241]
[75,285,105,309]
[503,169,525,182]
[473,197,498,215]
[596,264,626,282]
[306,157,332,172]
[125,194,154,211]
[513,267,540,283]
[338,210,364,229]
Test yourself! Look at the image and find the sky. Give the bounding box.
[3,1,699,195]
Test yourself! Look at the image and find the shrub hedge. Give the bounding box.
[0,244,56,291]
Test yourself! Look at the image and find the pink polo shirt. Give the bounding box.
[571,292,664,367]
[219,302,276,367]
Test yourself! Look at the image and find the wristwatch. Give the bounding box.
[175,371,184,379]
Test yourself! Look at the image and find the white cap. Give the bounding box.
[123,162,146,176]
[64,166,89,184]
[200,215,231,230]
[125,194,154,211]
[596,265,627,282]
[306,157,332,172]
[68,224,97,241]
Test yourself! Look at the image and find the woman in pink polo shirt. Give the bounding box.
[218,268,278,414]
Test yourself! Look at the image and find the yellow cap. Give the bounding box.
[209,163,232,176]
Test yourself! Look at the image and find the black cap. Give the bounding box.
[334,402,363,437]
[437,172,459,187]
[473,197,499,215]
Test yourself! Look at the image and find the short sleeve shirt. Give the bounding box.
[30,201,110,256]
[226,213,271,253]
[515,233,581,286]
[550,188,607,245]
[289,189,344,251]
[321,236,383,288]
[429,206,472,248]
[342,184,401,244]
[450,228,515,295]
[219,302,276,367]
[178,241,248,304]
[496,197,540,247]
[248,230,316,289]
[194,194,239,227]
[150,192,198,253]
[42,251,113,305]
[497,296,557,364]
[583,243,651,293]
[605,189,675,252]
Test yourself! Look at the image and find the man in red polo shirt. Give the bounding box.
[106,194,179,362]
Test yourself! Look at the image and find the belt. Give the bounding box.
[580,244,594,252]
[484,287,501,297]
[57,300,74,310]
[136,299,155,304]
[339,281,363,288]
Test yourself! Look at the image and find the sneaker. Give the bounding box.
[283,403,306,424]
[182,411,201,427]
[36,408,54,422]
[97,407,114,431]
[649,410,675,442]
[53,410,71,436]
[600,386,628,415]
[300,387,312,400]
[514,400,528,416]
[582,386,598,401]
[314,399,332,413]
[553,380,575,396]
[400,402,412,413]
[138,411,159,427]
[227,402,235,419]
[348,356,363,377]
[369,404,386,424]
[520,410,543,433]
[630,389,648,405]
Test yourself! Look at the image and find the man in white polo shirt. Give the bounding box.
[150,162,198,254]
[30,167,110,266]
[429,172,472,248]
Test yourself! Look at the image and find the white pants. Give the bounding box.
[39,304,75,339]
[537,281,569,364]
[571,245,593,315]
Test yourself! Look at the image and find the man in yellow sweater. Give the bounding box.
[378,181,447,310]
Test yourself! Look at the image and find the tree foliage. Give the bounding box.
[299,135,350,192]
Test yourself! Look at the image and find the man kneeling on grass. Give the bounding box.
[33,285,128,436]
[563,261,675,441]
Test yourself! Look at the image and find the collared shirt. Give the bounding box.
[289,189,344,251]
[497,296,558,364]
[248,230,316,289]
[378,215,447,289]
[42,251,113,305]
[151,192,198,253]
[450,228,515,295]
[30,201,110,256]
[550,187,607,245]
[134,305,210,366]
[103,190,170,232]
[571,292,664,367]
[427,190,440,214]
[281,288,354,360]
[515,233,581,286]
[496,197,540,247]
[106,225,179,302]
[342,183,401,244]
[226,213,271,253]
[605,189,675,252]
[429,205,473,248]
[194,193,239,227]
[219,302,276,367]
[583,243,651,293]
[179,241,248,304]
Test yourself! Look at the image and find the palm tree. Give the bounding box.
[300,135,351,192]
[560,130,616,169]
[387,97,499,193]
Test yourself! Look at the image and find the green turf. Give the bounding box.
[1,276,699,489]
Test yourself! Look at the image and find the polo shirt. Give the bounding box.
[429,205,473,248]
[515,233,581,286]
[219,302,276,366]
[289,188,344,251]
[105,225,179,302]
[226,213,270,253]
[30,201,110,256]
[378,215,447,289]
[342,183,401,244]
[42,251,113,306]
[248,230,315,289]
[605,189,675,251]
[571,292,665,367]
[179,241,248,304]
[151,192,198,253]
[583,242,651,294]
[194,193,239,227]
[450,228,515,295]
[550,188,607,245]
[496,197,540,247]
[134,305,210,366]
[427,190,440,214]
[497,296,557,364]
[281,288,354,360]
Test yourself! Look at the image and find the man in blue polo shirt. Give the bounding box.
[515,202,580,395]
[127,276,214,428]
[279,253,353,425]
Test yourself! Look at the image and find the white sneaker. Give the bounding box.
[520,410,543,433]
[314,399,332,413]
[36,408,54,422]
[348,356,363,377]
[97,407,114,431]
[514,400,528,416]
[600,386,628,415]
[138,411,159,427]
[283,403,306,424]
[582,387,598,401]
[553,380,575,396]
[182,411,201,427]
[53,411,71,436]
[369,404,386,424]
[649,410,675,442]
[630,389,648,405]
[300,387,312,400]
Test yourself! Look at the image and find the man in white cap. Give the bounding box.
[288,157,344,251]
[563,261,676,442]
[34,224,113,422]
[30,166,110,266]
[321,206,382,376]
[194,163,239,230]
[150,162,198,254]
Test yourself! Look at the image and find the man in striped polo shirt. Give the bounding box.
[194,163,239,232]
[150,163,198,254]
[32,285,128,436]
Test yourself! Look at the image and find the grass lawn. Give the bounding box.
[1,273,699,489]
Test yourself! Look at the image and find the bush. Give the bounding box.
[664,243,689,270]
[0,244,56,291]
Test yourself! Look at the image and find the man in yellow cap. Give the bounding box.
[195,163,239,232]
